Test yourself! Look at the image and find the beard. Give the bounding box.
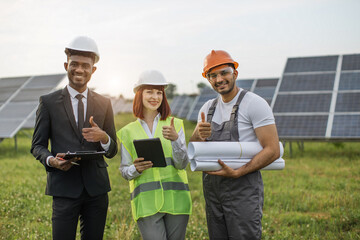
[215,78,236,95]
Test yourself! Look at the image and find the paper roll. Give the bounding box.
[190,158,285,171]
[188,141,284,160]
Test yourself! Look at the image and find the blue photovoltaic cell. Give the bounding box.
[171,95,187,115]
[187,93,217,121]
[170,96,181,110]
[256,78,278,87]
[341,54,360,71]
[273,94,332,113]
[338,72,360,90]
[177,96,194,118]
[254,87,276,99]
[275,115,328,138]
[25,74,65,89]
[0,77,29,88]
[332,115,360,137]
[279,74,335,91]
[335,93,360,112]
[236,79,253,90]
[284,56,338,73]
[12,88,53,102]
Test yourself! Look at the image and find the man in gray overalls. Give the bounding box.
[190,50,280,240]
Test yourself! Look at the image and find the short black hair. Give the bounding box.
[64,48,96,63]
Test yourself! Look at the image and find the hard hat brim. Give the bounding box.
[133,83,169,94]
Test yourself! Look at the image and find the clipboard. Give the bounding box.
[63,151,106,160]
[133,138,167,167]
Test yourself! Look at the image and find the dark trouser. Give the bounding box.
[203,171,264,240]
[52,190,108,240]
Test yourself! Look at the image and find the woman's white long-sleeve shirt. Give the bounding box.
[120,114,189,181]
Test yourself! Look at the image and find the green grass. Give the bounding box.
[1,113,359,239]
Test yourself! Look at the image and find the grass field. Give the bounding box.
[0,113,359,239]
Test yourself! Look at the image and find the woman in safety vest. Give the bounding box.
[117,70,192,240]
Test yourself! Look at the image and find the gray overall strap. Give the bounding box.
[206,98,218,123]
[230,90,247,123]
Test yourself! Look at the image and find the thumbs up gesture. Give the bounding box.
[162,117,178,141]
[191,112,211,141]
[82,116,109,144]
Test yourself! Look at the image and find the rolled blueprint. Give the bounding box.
[190,158,285,171]
[188,141,285,171]
[188,141,284,160]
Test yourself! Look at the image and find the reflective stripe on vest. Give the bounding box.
[131,181,190,200]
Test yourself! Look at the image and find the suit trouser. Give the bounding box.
[137,213,189,240]
[203,171,264,240]
[52,190,108,240]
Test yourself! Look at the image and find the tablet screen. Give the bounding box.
[133,138,167,167]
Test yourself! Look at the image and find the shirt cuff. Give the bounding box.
[171,135,184,151]
[101,134,111,151]
[46,156,54,167]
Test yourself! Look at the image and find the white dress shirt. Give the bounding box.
[120,113,189,180]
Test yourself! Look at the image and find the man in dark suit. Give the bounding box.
[31,36,118,240]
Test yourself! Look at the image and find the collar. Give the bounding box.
[67,85,88,99]
[138,112,161,123]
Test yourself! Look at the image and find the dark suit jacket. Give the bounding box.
[31,87,118,198]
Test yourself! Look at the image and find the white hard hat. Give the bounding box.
[133,70,169,93]
[65,36,100,63]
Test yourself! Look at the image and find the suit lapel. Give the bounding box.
[61,87,83,140]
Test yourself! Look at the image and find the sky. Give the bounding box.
[1,0,359,98]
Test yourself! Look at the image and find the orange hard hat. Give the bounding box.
[202,50,239,78]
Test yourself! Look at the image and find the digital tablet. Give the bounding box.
[133,138,167,167]
[63,151,106,160]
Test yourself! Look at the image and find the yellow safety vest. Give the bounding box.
[117,117,192,221]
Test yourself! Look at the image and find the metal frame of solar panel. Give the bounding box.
[272,54,360,141]
[0,74,65,140]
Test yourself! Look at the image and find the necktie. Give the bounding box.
[75,94,84,135]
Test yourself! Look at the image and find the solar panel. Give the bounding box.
[338,72,360,90]
[335,92,360,112]
[341,54,360,71]
[279,74,335,91]
[186,87,218,121]
[275,115,328,138]
[171,95,188,116]
[332,115,360,137]
[284,56,338,73]
[235,79,254,90]
[273,53,360,141]
[177,96,196,119]
[252,78,279,105]
[273,93,332,113]
[0,74,65,138]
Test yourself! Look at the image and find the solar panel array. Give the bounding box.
[0,74,65,138]
[272,54,360,140]
[186,87,218,121]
